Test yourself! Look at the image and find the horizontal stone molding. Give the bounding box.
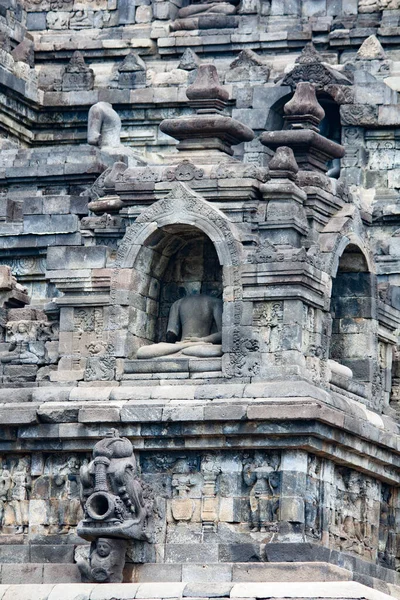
[0,580,394,600]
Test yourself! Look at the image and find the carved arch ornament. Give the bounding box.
[114,182,242,269]
[319,206,375,278]
[109,182,247,373]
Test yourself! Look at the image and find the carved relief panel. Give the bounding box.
[72,307,116,381]
[0,453,89,535]
[328,466,381,561]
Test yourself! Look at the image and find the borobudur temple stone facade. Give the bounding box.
[0,0,399,598]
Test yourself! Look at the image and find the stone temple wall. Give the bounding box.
[0,0,400,597]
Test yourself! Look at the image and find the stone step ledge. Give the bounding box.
[0,581,394,600]
[0,380,396,437]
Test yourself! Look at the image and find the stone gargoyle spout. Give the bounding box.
[77,429,150,542]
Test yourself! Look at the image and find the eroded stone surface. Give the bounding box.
[0,0,399,592]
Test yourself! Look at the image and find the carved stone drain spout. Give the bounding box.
[77,429,151,583]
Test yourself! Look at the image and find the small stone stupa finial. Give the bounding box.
[186,64,229,112]
[268,146,299,180]
[178,48,201,71]
[260,83,344,173]
[296,43,323,65]
[159,63,254,161]
[283,82,325,131]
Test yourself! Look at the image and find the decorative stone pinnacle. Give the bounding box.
[356,34,386,61]
[283,82,325,130]
[269,146,299,180]
[178,48,201,71]
[186,64,229,111]
[159,62,254,159]
[296,43,323,65]
[66,50,90,72]
[230,48,265,69]
[118,50,146,72]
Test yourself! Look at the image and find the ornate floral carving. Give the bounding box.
[225,329,260,378]
[165,159,204,182]
[340,104,378,127]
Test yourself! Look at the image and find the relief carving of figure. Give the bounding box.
[0,468,11,527]
[49,455,82,534]
[329,469,380,560]
[76,537,127,584]
[378,485,396,568]
[137,294,222,360]
[4,457,31,534]
[0,313,57,366]
[0,322,41,364]
[171,458,197,522]
[305,455,320,538]
[243,453,280,532]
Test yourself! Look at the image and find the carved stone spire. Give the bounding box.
[178,48,201,71]
[160,64,254,162]
[268,146,299,181]
[283,82,325,131]
[260,83,344,173]
[357,34,386,60]
[296,43,323,64]
[186,64,229,110]
[117,50,146,88]
[62,51,94,91]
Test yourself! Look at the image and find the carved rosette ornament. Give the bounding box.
[77,429,151,583]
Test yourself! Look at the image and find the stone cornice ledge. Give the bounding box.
[0,580,394,600]
[0,380,399,481]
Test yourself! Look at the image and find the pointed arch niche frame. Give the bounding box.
[109,182,256,378]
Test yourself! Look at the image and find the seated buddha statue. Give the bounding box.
[170,0,238,30]
[136,294,222,360]
[177,0,237,18]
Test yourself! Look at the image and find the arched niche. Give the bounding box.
[110,183,243,360]
[329,243,377,384]
[135,224,223,347]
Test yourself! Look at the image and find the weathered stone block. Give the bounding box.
[46,246,108,270]
[219,543,262,562]
[30,545,74,564]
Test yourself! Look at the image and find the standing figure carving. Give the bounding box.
[0,468,11,528]
[8,457,31,534]
[77,429,151,583]
[243,453,280,533]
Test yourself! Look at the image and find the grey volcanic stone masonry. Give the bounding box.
[1,0,400,592]
[0,581,395,599]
